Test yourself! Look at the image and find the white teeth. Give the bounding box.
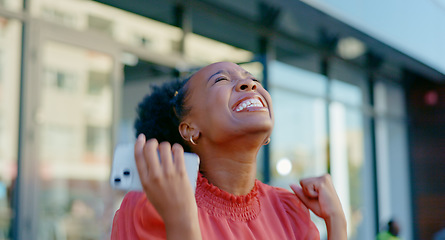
[235,98,263,112]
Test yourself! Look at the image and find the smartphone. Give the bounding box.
[110,143,200,192]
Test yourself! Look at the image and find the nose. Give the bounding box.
[235,78,257,92]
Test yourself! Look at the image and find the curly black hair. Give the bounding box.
[134,76,192,152]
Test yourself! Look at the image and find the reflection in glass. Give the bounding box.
[37,41,119,240]
[0,18,21,240]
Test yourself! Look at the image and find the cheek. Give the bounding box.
[206,88,230,110]
[261,89,273,107]
[202,91,233,128]
[261,89,274,120]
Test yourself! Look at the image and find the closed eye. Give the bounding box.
[215,76,229,83]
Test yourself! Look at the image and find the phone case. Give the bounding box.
[110,143,200,192]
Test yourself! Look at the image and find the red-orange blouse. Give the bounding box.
[111,173,320,240]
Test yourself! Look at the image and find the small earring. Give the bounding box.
[263,138,271,145]
[190,135,197,145]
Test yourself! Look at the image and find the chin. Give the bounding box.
[243,121,274,134]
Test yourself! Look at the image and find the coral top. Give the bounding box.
[111,173,320,240]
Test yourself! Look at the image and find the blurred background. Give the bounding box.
[0,0,444,239]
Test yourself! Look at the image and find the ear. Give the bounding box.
[179,121,200,142]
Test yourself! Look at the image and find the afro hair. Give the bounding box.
[134,77,191,152]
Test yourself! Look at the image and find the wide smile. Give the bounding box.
[232,96,268,112]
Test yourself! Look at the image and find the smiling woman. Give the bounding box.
[111,62,347,240]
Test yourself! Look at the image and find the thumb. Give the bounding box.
[291,184,322,217]
[290,184,312,207]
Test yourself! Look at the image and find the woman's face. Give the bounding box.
[184,62,274,143]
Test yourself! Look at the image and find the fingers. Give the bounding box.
[135,134,150,184]
[292,174,344,220]
[291,184,310,205]
[300,178,320,198]
[134,136,188,193]
[291,184,321,215]
[159,141,174,174]
[172,143,186,174]
[135,135,184,178]
[298,174,334,198]
[143,138,162,179]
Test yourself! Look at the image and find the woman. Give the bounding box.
[111,62,346,239]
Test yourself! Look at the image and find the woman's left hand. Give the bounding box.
[290,174,347,240]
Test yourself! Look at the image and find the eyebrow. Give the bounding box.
[207,69,253,82]
[207,70,225,82]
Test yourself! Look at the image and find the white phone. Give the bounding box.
[110,143,200,192]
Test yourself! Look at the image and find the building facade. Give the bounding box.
[0,0,443,239]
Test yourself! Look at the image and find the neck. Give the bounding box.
[194,136,264,196]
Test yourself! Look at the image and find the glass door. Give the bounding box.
[24,21,123,240]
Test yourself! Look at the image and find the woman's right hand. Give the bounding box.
[134,134,201,240]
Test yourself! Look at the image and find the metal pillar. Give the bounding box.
[366,52,382,235]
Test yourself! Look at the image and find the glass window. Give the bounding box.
[37,40,118,240]
[329,102,365,240]
[331,79,363,107]
[0,0,23,11]
[44,68,78,93]
[87,14,113,36]
[85,125,110,156]
[329,62,367,239]
[269,61,329,184]
[374,80,406,118]
[270,62,327,188]
[88,71,110,95]
[374,79,411,239]
[184,33,253,65]
[275,46,321,74]
[330,59,368,105]
[0,17,21,240]
[270,60,326,96]
[269,60,329,236]
[31,0,183,57]
[40,5,77,27]
[270,91,328,183]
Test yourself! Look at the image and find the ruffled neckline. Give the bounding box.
[195,172,261,222]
